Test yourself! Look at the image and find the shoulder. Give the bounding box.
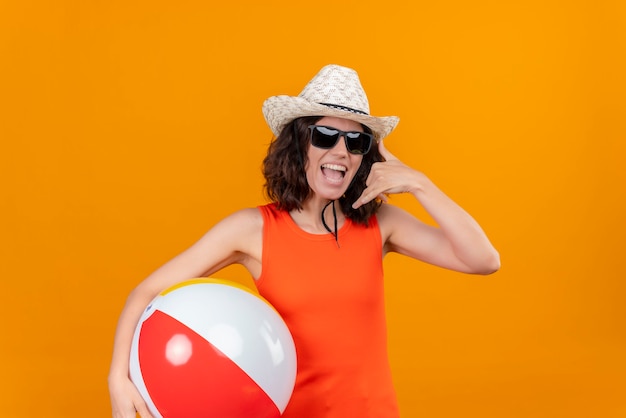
[375,204,429,250]
[375,203,409,228]
[232,206,264,223]
[202,207,264,273]
[149,207,265,281]
[219,207,264,234]
[202,207,264,248]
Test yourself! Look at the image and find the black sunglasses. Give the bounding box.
[308,125,373,155]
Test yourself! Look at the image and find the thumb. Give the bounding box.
[378,139,397,161]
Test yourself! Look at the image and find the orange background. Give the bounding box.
[1,0,625,417]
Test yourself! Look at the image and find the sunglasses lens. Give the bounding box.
[345,132,371,155]
[311,126,341,148]
[310,126,372,155]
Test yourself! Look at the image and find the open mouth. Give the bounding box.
[321,163,347,183]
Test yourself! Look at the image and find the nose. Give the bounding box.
[330,134,349,155]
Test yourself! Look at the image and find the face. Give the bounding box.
[304,116,366,202]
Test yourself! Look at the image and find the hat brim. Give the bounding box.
[262,95,399,142]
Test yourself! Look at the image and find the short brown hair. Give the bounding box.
[262,117,383,225]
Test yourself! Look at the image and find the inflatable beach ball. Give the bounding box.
[129,278,297,418]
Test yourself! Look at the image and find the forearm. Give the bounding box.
[108,288,153,381]
[108,286,159,417]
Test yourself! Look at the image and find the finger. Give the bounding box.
[134,399,154,418]
[352,190,368,209]
[378,139,398,161]
[352,187,382,209]
[136,405,154,418]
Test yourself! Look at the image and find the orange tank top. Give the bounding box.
[256,203,400,418]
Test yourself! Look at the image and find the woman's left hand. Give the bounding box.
[352,139,421,209]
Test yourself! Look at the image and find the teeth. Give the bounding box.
[321,164,347,172]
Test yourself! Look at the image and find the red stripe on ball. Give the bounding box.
[138,309,281,418]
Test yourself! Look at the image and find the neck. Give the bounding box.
[290,197,346,234]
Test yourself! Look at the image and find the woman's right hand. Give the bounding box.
[109,375,154,418]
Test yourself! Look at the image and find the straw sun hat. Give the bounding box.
[262,64,399,142]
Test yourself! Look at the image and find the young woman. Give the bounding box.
[108,64,500,418]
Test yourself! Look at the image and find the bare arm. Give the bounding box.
[354,140,500,275]
[108,208,263,417]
